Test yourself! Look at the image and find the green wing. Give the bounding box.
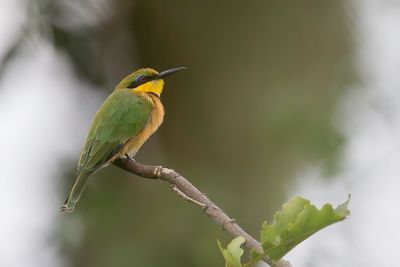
[78,89,152,174]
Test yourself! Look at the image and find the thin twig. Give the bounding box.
[114,157,292,267]
[170,185,207,208]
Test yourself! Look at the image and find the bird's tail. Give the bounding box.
[61,171,91,213]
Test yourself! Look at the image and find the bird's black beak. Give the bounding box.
[157,67,187,79]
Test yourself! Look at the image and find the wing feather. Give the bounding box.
[77,89,152,174]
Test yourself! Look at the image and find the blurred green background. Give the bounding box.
[56,1,352,266]
[2,0,356,266]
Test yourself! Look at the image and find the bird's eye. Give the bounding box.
[128,75,149,88]
[136,76,148,83]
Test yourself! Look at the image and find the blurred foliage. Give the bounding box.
[219,196,350,266]
[5,0,356,266]
[218,236,245,267]
[257,196,350,263]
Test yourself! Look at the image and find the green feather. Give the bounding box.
[79,89,152,172]
[62,89,152,212]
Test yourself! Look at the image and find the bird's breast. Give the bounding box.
[119,93,165,158]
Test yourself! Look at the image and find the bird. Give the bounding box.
[61,67,186,213]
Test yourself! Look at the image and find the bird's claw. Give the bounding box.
[122,154,135,161]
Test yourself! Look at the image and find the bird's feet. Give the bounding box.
[122,154,135,161]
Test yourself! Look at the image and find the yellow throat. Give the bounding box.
[133,79,165,96]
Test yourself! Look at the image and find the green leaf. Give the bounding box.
[260,195,350,262]
[218,236,246,267]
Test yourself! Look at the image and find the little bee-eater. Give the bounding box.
[62,67,186,213]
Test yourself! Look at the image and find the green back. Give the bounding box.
[78,89,152,173]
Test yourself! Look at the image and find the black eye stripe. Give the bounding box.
[136,76,148,82]
[128,75,151,88]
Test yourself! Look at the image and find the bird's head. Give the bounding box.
[116,67,186,96]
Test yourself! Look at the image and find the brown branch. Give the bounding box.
[114,157,292,267]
